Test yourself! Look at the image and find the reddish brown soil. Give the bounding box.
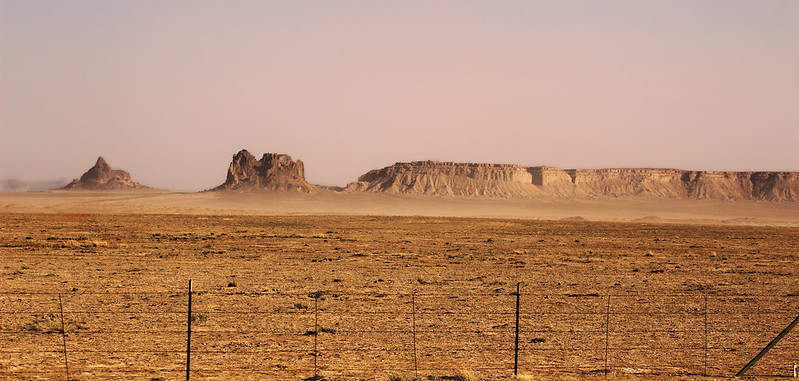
[1,213,798,380]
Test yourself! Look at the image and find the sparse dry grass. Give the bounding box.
[456,369,479,381]
[1,212,798,380]
[388,373,417,381]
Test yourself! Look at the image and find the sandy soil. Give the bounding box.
[1,190,798,225]
[1,193,798,380]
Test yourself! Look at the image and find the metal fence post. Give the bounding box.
[604,294,610,378]
[735,309,799,377]
[412,293,418,379]
[704,294,708,377]
[514,282,520,377]
[58,293,70,381]
[186,280,192,381]
[314,291,319,378]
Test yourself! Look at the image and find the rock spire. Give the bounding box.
[212,149,315,192]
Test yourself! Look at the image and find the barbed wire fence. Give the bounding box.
[2,286,799,380]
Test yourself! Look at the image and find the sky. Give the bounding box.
[1,1,798,191]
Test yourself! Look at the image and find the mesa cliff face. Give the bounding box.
[348,161,799,201]
[349,161,546,197]
[748,172,799,201]
[212,150,315,193]
[62,157,148,190]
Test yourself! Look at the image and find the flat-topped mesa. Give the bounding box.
[348,161,545,197]
[62,157,148,190]
[213,149,315,193]
[684,171,799,201]
[348,161,799,201]
[542,168,798,201]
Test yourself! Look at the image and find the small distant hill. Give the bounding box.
[212,149,316,193]
[62,157,149,190]
[0,179,68,191]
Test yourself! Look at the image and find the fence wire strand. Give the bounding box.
[2,290,798,379]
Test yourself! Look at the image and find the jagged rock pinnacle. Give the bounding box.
[212,149,316,193]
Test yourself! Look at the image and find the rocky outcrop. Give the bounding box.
[748,172,799,201]
[212,149,315,193]
[62,157,148,190]
[348,161,799,201]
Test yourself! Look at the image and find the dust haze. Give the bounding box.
[1,190,798,226]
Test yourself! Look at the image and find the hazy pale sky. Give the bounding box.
[2,1,797,191]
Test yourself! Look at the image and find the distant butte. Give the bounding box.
[61,157,149,190]
[204,150,799,201]
[212,149,316,193]
[346,161,799,202]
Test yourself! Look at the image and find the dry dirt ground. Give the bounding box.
[1,192,798,380]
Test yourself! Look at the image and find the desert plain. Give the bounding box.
[1,191,799,380]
